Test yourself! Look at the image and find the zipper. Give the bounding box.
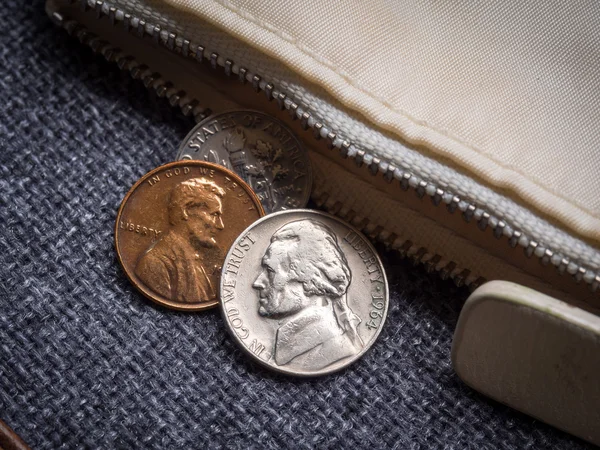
[46,0,600,298]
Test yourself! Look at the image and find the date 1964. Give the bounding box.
[366,290,386,330]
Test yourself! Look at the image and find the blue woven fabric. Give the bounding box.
[0,2,591,448]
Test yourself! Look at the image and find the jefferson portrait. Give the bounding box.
[252,219,364,371]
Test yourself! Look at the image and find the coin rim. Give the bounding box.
[115,160,265,311]
[219,209,389,376]
[176,109,313,211]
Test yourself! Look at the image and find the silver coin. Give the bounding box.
[219,210,389,377]
[177,110,312,213]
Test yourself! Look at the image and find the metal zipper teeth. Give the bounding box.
[53,11,485,291]
[53,0,600,293]
[51,11,483,291]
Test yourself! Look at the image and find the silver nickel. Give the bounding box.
[177,110,312,213]
[219,210,389,377]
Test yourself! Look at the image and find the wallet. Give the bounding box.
[42,0,600,444]
[45,0,600,311]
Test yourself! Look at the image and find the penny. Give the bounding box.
[219,210,389,376]
[177,110,312,213]
[115,161,265,311]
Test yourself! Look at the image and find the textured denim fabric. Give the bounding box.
[0,2,590,448]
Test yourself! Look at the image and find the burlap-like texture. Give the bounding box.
[0,2,589,448]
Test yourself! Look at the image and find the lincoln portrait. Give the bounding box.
[252,219,364,371]
[135,177,226,303]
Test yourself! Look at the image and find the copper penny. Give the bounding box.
[115,161,265,311]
